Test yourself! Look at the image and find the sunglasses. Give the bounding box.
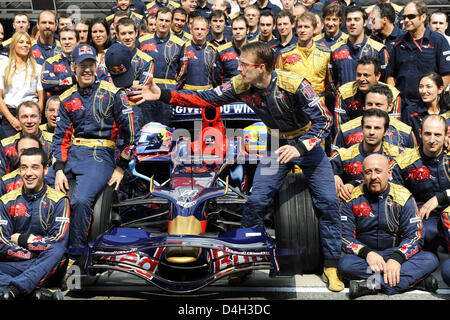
[401,14,419,20]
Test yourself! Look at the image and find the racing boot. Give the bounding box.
[349,280,378,299]
[414,274,438,292]
[0,286,20,300]
[31,288,64,300]
[322,267,345,292]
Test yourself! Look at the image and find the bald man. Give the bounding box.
[338,154,439,298]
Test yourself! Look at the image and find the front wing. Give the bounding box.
[86,227,280,293]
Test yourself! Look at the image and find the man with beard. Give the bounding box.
[32,10,61,65]
[338,153,439,298]
[207,10,232,47]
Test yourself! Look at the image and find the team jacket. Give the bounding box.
[330,141,401,185]
[370,26,406,59]
[276,42,337,102]
[314,31,348,49]
[401,100,450,141]
[0,168,22,196]
[333,115,417,150]
[144,0,180,17]
[330,36,388,87]
[31,37,62,65]
[0,185,70,261]
[341,182,423,264]
[40,52,74,95]
[216,41,242,83]
[52,79,139,170]
[138,33,184,89]
[0,130,53,177]
[390,147,450,215]
[159,70,333,154]
[254,34,279,51]
[386,27,450,103]
[334,80,402,132]
[177,40,221,90]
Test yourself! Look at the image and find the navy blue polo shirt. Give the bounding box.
[371,25,406,58]
[386,27,450,104]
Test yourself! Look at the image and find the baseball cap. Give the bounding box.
[105,43,134,88]
[72,44,97,64]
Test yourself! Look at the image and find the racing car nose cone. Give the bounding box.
[166,216,203,264]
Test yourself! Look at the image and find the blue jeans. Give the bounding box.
[241,144,341,267]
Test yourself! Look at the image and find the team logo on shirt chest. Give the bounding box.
[8,203,28,218]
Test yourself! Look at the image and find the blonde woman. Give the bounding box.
[0,32,44,138]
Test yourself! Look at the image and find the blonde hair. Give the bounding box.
[4,32,38,90]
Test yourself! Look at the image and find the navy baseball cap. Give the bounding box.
[72,44,97,64]
[105,43,134,88]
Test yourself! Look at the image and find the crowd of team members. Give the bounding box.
[0,0,449,299]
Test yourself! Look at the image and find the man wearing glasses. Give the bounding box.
[386,0,450,111]
[131,41,345,292]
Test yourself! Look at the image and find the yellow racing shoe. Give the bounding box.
[322,267,345,292]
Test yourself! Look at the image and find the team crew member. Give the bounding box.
[334,56,401,132]
[401,72,450,141]
[0,101,53,177]
[0,134,43,196]
[338,154,439,298]
[0,148,70,300]
[276,12,336,109]
[314,3,348,49]
[106,0,144,28]
[256,11,278,49]
[177,16,221,91]
[217,16,250,82]
[273,10,298,61]
[334,84,415,150]
[367,3,405,58]
[52,44,138,253]
[331,108,402,201]
[41,27,79,96]
[207,9,233,47]
[40,96,60,135]
[32,10,61,65]
[114,18,154,126]
[330,6,388,87]
[386,1,450,109]
[1,13,31,56]
[139,7,184,125]
[131,42,345,292]
[390,115,450,252]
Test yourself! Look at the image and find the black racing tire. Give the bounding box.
[274,172,322,275]
[88,185,117,242]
